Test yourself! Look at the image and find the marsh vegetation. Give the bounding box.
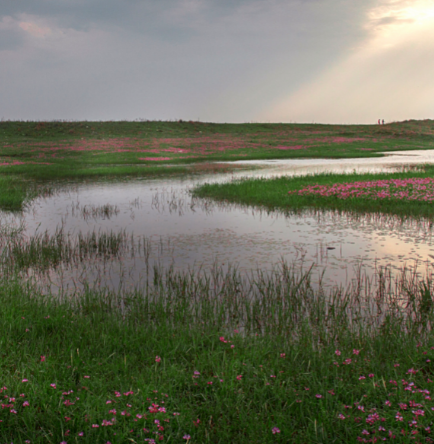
[1,120,434,442]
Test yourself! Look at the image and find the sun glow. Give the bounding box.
[260,0,434,124]
[365,0,434,49]
[368,0,434,26]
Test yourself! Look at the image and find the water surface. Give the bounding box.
[3,150,434,293]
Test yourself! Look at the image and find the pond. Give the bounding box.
[2,149,434,294]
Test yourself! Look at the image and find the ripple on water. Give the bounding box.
[1,152,434,293]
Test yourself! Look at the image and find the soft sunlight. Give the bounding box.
[365,0,434,50]
[368,0,434,26]
[260,0,434,124]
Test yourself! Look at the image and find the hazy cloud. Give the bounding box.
[261,0,434,123]
[1,0,430,122]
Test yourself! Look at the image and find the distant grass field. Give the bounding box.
[1,119,434,210]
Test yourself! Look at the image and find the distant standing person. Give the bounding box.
[382,119,385,125]
[378,119,381,124]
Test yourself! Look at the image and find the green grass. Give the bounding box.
[2,120,434,442]
[1,260,434,443]
[193,165,434,219]
[1,119,434,211]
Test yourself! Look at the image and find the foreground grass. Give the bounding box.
[193,165,434,219]
[1,119,434,210]
[2,262,434,443]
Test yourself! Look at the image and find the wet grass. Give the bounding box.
[1,119,434,211]
[1,207,434,442]
[2,259,434,443]
[193,165,434,219]
[1,228,147,272]
[2,120,434,442]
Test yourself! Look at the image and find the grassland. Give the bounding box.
[1,119,434,210]
[193,166,434,219]
[2,256,434,443]
[2,120,434,443]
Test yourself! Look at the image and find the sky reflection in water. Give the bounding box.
[3,150,434,293]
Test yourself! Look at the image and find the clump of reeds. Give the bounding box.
[1,227,131,271]
[71,203,120,220]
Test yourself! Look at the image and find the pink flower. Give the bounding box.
[22,379,28,383]
[335,350,341,356]
[23,401,29,407]
[272,427,281,434]
[353,349,360,355]
[236,375,242,381]
[280,353,286,358]
[84,375,90,379]
[183,435,191,440]
[50,383,57,389]
[316,394,322,398]
[155,356,161,363]
[40,355,46,362]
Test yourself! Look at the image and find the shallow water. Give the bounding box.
[3,150,434,293]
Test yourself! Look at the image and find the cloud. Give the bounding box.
[19,21,51,38]
[0,16,26,51]
[259,0,434,123]
[4,0,427,122]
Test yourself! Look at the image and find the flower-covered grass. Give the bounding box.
[1,119,434,210]
[2,259,434,443]
[193,166,434,219]
[289,178,434,202]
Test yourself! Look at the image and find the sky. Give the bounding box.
[1,0,433,124]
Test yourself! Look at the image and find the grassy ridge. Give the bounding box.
[193,166,434,219]
[1,119,434,210]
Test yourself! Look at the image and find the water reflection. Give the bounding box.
[1,150,434,294]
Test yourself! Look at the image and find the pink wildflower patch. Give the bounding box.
[276,145,305,150]
[289,177,434,203]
